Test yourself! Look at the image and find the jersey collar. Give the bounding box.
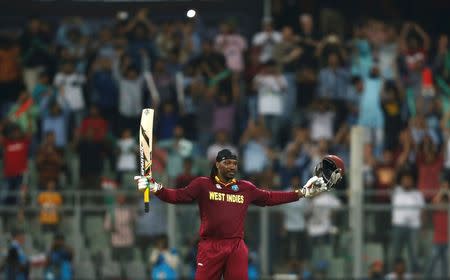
[214,176,237,187]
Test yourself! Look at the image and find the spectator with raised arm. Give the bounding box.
[252,18,282,63]
[214,21,247,73]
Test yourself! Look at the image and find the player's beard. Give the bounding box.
[219,169,236,181]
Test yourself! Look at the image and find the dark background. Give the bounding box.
[1,0,449,37]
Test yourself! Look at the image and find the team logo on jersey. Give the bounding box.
[216,184,222,189]
[231,185,239,192]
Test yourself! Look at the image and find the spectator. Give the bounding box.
[371,149,396,261]
[158,125,194,182]
[104,193,136,279]
[252,17,282,63]
[0,123,31,205]
[40,93,70,150]
[239,120,272,177]
[278,152,299,188]
[399,22,430,83]
[116,128,137,185]
[20,18,53,92]
[378,24,399,81]
[36,132,64,188]
[114,55,148,134]
[212,91,236,136]
[306,189,341,253]
[381,81,405,150]
[273,25,302,118]
[38,180,63,233]
[281,175,310,274]
[89,57,119,135]
[32,71,55,106]
[0,228,29,280]
[157,101,179,140]
[416,134,443,200]
[317,51,350,101]
[8,89,39,137]
[77,105,109,144]
[156,21,177,60]
[149,235,180,280]
[253,60,287,147]
[296,14,320,109]
[206,130,238,164]
[123,9,156,69]
[0,34,22,116]
[308,99,336,142]
[44,233,73,280]
[74,127,104,199]
[174,158,196,189]
[357,67,384,157]
[424,179,449,278]
[433,34,449,81]
[179,21,201,64]
[53,60,86,132]
[214,21,247,73]
[385,258,414,280]
[365,260,384,280]
[284,125,313,184]
[152,59,176,106]
[390,169,424,273]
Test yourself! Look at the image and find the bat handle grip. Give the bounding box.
[144,187,150,213]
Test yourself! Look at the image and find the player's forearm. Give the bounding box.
[155,187,194,204]
[264,191,299,206]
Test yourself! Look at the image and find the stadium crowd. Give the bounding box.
[1,6,450,279]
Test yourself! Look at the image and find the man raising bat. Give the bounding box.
[135,150,344,280]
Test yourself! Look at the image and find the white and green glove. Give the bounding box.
[134,176,163,193]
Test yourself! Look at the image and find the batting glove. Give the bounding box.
[134,176,163,193]
[299,176,328,198]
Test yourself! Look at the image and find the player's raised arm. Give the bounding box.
[134,176,201,204]
[251,155,345,206]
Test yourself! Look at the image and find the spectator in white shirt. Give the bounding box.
[252,18,282,63]
[281,175,310,272]
[214,21,247,73]
[53,60,85,133]
[390,169,424,273]
[116,128,138,186]
[207,130,238,163]
[306,191,341,242]
[253,60,287,147]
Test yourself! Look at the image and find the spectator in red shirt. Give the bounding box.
[417,134,443,200]
[424,178,449,278]
[174,158,196,189]
[77,105,109,143]
[0,123,31,205]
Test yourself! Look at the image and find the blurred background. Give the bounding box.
[1,0,450,279]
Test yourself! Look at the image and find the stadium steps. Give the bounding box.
[101,260,121,279]
[30,267,44,280]
[75,261,96,280]
[125,260,147,280]
[328,257,346,278]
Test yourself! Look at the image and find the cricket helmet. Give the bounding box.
[314,154,345,184]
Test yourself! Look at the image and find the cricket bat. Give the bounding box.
[139,108,154,213]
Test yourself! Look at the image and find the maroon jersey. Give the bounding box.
[156,176,299,239]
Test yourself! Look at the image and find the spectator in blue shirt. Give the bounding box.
[1,228,29,280]
[44,233,73,280]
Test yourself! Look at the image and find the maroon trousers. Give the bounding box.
[195,238,248,280]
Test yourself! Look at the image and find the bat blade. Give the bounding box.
[139,108,154,212]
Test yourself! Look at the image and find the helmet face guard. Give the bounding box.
[314,155,344,188]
